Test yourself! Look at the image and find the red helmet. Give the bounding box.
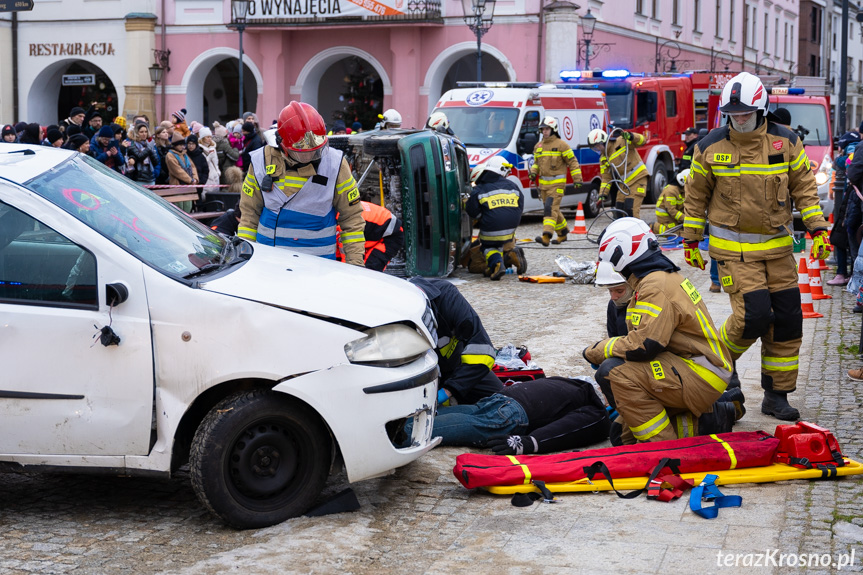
[277,101,328,163]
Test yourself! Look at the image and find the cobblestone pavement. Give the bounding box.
[1,211,862,574]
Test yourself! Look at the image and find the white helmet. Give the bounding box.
[588,128,608,145]
[595,261,626,286]
[470,155,513,183]
[598,217,658,272]
[539,116,559,133]
[719,72,768,115]
[381,109,402,128]
[427,111,449,131]
[676,169,690,187]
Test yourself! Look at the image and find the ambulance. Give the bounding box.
[433,83,608,216]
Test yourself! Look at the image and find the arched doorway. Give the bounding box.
[28,60,119,125]
[317,57,383,131]
[181,48,263,127]
[440,54,509,95]
[422,43,516,115]
[202,59,257,125]
[56,62,119,123]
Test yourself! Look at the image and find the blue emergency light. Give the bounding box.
[767,87,805,95]
[601,69,630,78]
[560,69,630,81]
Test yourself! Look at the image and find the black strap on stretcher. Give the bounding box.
[582,457,693,502]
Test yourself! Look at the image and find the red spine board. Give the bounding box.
[453,431,779,489]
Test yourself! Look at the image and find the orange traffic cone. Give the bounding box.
[808,258,832,300]
[809,253,829,271]
[798,258,823,318]
[570,202,587,234]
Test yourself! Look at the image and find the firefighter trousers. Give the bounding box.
[539,186,568,237]
[463,239,517,275]
[715,255,801,393]
[614,176,648,220]
[595,352,726,444]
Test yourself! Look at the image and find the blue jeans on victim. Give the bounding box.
[430,394,529,447]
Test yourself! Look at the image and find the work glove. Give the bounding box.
[259,174,274,193]
[684,241,706,270]
[488,435,537,456]
[582,345,601,369]
[622,131,633,142]
[811,230,832,260]
[437,388,455,407]
[528,171,537,182]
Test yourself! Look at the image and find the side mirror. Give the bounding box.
[106,282,129,307]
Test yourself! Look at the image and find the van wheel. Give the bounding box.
[190,389,331,529]
[363,133,402,157]
[583,184,602,218]
[649,161,669,203]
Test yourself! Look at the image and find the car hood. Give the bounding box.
[202,243,427,329]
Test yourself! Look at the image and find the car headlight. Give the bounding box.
[344,324,431,367]
[815,171,829,186]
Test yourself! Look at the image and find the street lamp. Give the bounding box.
[755,56,775,76]
[148,49,170,85]
[461,0,496,82]
[581,9,596,69]
[231,0,252,119]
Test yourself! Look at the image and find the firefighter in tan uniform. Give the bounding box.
[528,116,582,246]
[237,101,366,266]
[652,169,688,234]
[588,128,649,219]
[583,218,736,444]
[682,72,832,421]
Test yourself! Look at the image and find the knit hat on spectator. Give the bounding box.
[243,111,258,123]
[214,125,228,139]
[231,123,243,135]
[189,121,203,134]
[46,128,63,144]
[69,106,86,118]
[114,116,127,129]
[2,124,16,138]
[186,134,199,145]
[171,131,186,145]
[97,126,114,139]
[14,122,26,133]
[333,120,347,133]
[67,134,88,150]
[241,121,255,134]
[198,127,212,139]
[352,121,362,132]
[172,108,187,123]
[66,124,82,137]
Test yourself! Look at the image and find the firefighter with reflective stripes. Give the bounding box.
[409,277,504,405]
[682,72,831,421]
[237,101,366,265]
[652,169,688,235]
[583,218,736,445]
[679,127,699,171]
[529,116,582,246]
[336,201,404,271]
[588,127,649,219]
[466,156,526,280]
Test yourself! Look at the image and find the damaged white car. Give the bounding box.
[0,145,439,528]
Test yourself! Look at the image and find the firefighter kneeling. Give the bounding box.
[583,218,737,445]
[465,156,527,279]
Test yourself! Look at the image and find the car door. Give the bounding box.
[0,196,154,456]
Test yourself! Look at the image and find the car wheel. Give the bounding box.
[649,161,669,203]
[190,389,331,529]
[583,183,602,218]
[363,133,402,157]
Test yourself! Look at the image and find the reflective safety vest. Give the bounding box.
[250,146,342,259]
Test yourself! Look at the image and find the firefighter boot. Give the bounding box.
[697,402,737,435]
[505,247,528,275]
[761,390,800,421]
[718,387,746,422]
[487,251,506,281]
[551,229,570,245]
[535,232,552,246]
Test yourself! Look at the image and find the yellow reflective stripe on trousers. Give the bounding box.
[680,357,728,394]
[554,220,568,230]
[631,409,670,441]
[539,176,566,185]
[684,216,706,230]
[761,355,799,372]
[604,337,621,359]
[238,226,257,241]
[695,309,732,371]
[543,218,557,227]
[711,434,738,469]
[506,455,532,484]
[675,414,695,438]
[462,354,495,369]
[709,234,793,253]
[720,322,748,354]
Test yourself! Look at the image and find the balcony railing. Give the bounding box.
[238,0,441,26]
